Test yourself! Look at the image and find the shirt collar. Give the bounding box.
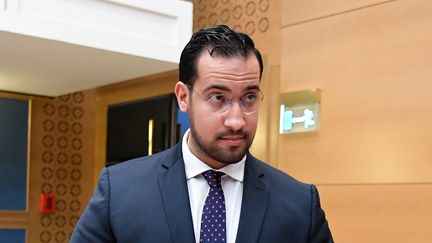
[182,129,245,182]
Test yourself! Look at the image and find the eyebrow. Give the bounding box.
[203,84,260,93]
[245,84,260,91]
[203,84,230,92]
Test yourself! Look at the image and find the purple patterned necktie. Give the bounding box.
[200,170,227,243]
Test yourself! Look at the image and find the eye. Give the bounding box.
[242,93,258,103]
[207,94,225,104]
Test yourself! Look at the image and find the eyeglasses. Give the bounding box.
[186,84,264,115]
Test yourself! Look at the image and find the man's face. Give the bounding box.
[175,51,261,169]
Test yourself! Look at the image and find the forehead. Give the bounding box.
[194,51,260,89]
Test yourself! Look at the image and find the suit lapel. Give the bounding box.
[235,155,269,243]
[158,145,196,243]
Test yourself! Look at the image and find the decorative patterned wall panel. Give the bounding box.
[193,0,271,35]
[36,92,86,243]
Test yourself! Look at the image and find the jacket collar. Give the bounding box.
[235,153,269,243]
[158,143,196,243]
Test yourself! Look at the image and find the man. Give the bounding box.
[71,25,333,243]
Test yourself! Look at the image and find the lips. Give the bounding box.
[219,135,245,146]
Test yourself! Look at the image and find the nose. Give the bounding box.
[223,101,246,131]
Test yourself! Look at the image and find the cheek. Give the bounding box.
[190,105,221,130]
[246,115,259,131]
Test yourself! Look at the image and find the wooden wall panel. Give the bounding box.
[282,0,394,27]
[318,184,432,242]
[279,0,432,184]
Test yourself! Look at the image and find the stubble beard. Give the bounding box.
[189,119,253,165]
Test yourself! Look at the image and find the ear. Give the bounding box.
[174,81,189,112]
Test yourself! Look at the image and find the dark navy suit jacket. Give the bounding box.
[71,142,333,242]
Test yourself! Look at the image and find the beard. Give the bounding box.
[189,118,254,164]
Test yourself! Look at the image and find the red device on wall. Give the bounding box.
[39,193,56,213]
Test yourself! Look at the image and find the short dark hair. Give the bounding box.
[179,25,263,88]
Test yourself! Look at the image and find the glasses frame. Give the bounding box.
[185,83,264,115]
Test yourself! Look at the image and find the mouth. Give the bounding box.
[219,135,246,146]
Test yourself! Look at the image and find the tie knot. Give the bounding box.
[202,170,224,188]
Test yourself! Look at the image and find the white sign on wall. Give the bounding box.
[279,104,319,134]
[279,89,320,134]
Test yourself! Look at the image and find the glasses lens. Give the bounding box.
[240,92,261,114]
[188,83,262,114]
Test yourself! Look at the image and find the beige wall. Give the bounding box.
[280,0,432,242]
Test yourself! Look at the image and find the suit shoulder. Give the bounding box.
[249,155,311,191]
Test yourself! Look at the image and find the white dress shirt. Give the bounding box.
[182,130,245,243]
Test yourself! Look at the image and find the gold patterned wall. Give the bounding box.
[28,91,95,243]
[194,0,271,35]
